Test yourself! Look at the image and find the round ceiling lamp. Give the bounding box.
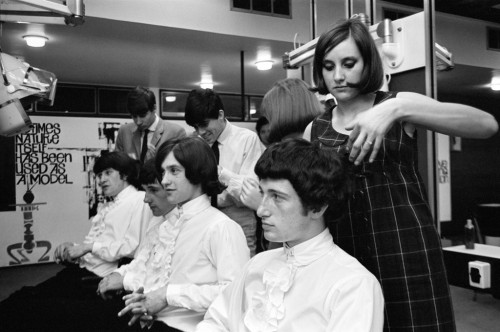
[23,35,49,48]
[255,60,274,71]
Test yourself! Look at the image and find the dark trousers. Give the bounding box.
[137,321,183,332]
[0,264,130,332]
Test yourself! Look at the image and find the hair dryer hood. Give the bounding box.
[0,53,57,137]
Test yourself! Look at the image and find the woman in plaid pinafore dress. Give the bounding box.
[305,18,498,331]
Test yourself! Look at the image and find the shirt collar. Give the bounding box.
[147,114,159,132]
[108,185,136,204]
[216,119,232,145]
[175,194,211,222]
[283,228,334,266]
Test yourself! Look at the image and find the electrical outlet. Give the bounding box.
[468,261,491,289]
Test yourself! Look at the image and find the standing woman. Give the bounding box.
[261,77,323,144]
[304,18,498,331]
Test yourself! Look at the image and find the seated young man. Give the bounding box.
[99,137,250,332]
[196,139,385,332]
[0,151,153,332]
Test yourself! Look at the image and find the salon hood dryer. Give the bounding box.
[0,52,57,137]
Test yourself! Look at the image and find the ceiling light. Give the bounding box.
[255,60,274,71]
[200,82,213,89]
[165,96,176,102]
[491,77,500,91]
[23,35,49,47]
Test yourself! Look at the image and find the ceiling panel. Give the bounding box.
[1,16,293,95]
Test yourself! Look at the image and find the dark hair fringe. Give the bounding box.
[255,138,347,224]
[155,137,226,196]
[93,151,142,189]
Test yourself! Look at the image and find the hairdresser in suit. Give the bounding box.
[115,86,186,163]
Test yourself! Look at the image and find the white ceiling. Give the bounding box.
[1,6,499,115]
[1,16,294,95]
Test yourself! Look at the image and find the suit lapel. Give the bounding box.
[132,127,142,157]
[150,120,164,147]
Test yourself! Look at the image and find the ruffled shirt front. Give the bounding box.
[118,208,181,292]
[197,229,385,332]
[117,194,250,332]
[79,185,152,277]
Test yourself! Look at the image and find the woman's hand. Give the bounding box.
[345,99,399,165]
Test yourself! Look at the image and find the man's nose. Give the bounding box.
[161,173,170,187]
[256,196,269,218]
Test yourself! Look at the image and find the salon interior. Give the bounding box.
[0,0,499,330]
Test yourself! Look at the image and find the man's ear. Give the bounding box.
[218,109,225,120]
[310,205,328,220]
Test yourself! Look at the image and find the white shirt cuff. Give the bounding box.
[166,284,180,307]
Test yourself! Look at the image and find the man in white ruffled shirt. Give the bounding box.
[99,137,250,332]
[196,139,385,332]
[0,151,153,332]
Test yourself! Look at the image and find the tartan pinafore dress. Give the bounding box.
[311,91,455,331]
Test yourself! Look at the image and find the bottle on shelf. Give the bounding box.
[464,219,475,249]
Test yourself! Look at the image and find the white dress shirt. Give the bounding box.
[116,194,250,332]
[196,229,385,332]
[216,121,263,255]
[217,120,262,208]
[80,185,152,277]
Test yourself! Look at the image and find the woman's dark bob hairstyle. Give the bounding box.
[313,18,384,95]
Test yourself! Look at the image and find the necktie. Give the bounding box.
[211,141,220,208]
[140,129,150,163]
[211,140,220,164]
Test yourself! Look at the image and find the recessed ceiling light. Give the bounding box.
[491,77,500,91]
[200,82,213,89]
[23,35,48,47]
[255,60,274,71]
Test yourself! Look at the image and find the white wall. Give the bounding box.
[435,13,500,69]
[86,0,345,44]
[0,114,257,267]
[378,1,500,69]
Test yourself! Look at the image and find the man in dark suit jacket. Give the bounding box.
[115,86,186,163]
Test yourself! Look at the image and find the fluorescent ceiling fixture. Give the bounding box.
[165,96,176,102]
[200,82,213,89]
[255,60,274,71]
[23,35,48,47]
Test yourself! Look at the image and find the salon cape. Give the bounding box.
[196,229,384,332]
